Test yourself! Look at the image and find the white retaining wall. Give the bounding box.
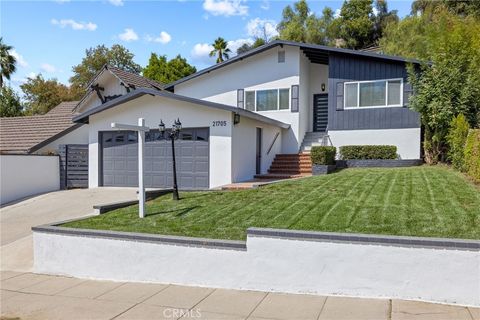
[33,229,479,306]
[0,155,60,205]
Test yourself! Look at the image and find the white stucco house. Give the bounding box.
[73,40,421,190]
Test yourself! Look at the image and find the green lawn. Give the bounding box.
[63,166,480,240]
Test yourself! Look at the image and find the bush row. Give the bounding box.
[310,145,398,164]
[339,145,397,160]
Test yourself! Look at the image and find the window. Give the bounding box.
[245,91,255,111]
[344,79,403,109]
[244,88,290,112]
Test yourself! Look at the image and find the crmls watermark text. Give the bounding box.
[163,308,202,318]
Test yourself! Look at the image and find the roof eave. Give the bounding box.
[73,88,290,129]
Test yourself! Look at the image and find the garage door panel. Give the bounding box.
[102,128,209,189]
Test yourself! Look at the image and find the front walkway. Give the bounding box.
[1,272,478,320]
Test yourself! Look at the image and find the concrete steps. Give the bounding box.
[300,131,327,153]
[255,154,313,179]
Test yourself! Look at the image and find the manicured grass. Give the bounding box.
[63,166,480,240]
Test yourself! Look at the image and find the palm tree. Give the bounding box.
[0,38,17,87]
[209,37,231,63]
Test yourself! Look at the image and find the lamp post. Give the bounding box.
[159,118,182,200]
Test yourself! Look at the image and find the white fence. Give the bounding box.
[33,227,479,307]
[0,155,60,205]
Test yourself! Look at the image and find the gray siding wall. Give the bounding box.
[328,53,420,130]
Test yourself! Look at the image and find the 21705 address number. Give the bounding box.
[212,121,227,127]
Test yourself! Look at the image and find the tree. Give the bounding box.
[405,10,480,163]
[334,0,375,49]
[21,74,77,115]
[0,38,16,88]
[236,38,266,55]
[447,114,470,170]
[70,44,142,92]
[373,0,399,44]
[277,0,333,45]
[209,37,231,63]
[143,54,196,84]
[411,0,480,18]
[0,85,22,117]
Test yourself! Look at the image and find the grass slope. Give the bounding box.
[63,166,480,240]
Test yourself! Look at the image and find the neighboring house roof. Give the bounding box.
[74,65,164,113]
[0,101,82,154]
[73,88,291,129]
[107,66,164,91]
[164,40,422,90]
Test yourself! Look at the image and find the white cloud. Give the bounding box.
[227,38,253,55]
[202,0,248,17]
[334,9,341,18]
[9,49,28,68]
[191,43,215,64]
[108,0,124,6]
[41,63,57,73]
[145,31,172,44]
[118,28,139,42]
[51,19,97,31]
[246,18,278,40]
[260,0,269,10]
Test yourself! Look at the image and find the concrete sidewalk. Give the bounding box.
[1,271,478,320]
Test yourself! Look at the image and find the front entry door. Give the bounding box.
[256,128,262,175]
[313,93,328,132]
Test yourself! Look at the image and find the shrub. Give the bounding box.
[464,129,480,183]
[447,114,470,171]
[340,145,397,160]
[310,146,336,165]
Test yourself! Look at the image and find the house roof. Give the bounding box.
[164,40,422,90]
[107,66,164,90]
[73,88,291,129]
[0,101,82,154]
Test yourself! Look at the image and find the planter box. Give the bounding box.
[312,164,336,175]
[337,159,423,168]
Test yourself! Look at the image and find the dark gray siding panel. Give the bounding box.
[328,53,420,130]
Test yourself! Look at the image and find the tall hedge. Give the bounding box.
[464,129,480,182]
[340,145,398,160]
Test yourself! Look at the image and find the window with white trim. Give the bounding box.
[344,79,403,109]
[244,88,290,111]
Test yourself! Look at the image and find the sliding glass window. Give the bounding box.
[244,88,290,112]
[344,79,403,109]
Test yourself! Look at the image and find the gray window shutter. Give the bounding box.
[237,89,244,109]
[291,85,299,112]
[336,82,344,111]
[403,82,413,107]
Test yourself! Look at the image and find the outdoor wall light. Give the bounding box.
[234,113,240,125]
[321,83,326,91]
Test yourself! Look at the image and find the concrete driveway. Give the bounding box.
[1,188,138,271]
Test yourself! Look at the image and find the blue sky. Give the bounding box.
[2,0,413,90]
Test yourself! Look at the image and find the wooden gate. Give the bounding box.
[59,144,88,189]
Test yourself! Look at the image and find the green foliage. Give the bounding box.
[143,54,196,85]
[21,74,77,115]
[447,114,470,170]
[0,37,16,88]
[209,37,231,63]
[464,129,480,182]
[411,0,480,18]
[310,146,336,165]
[403,9,480,163]
[340,145,397,160]
[70,44,142,91]
[277,0,397,49]
[277,0,337,45]
[0,85,22,117]
[236,38,266,55]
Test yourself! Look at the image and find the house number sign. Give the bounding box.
[212,120,227,127]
